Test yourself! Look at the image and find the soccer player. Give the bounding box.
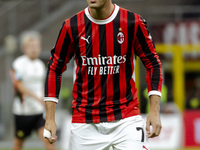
[44,0,162,149]
[10,31,56,150]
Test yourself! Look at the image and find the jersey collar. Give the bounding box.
[85,4,119,25]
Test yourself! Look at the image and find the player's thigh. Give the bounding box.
[68,123,111,150]
[113,116,150,150]
[37,126,45,140]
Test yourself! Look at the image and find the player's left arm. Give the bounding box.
[134,14,163,138]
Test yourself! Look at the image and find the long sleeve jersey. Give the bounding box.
[44,4,162,123]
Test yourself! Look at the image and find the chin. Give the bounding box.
[88,4,99,8]
[89,4,104,10]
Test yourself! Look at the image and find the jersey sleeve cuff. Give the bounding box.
[148,90,162,97]
[44,97,58,103]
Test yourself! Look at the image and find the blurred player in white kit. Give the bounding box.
[10,31,56,150]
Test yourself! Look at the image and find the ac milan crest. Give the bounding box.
[117,32,125,44]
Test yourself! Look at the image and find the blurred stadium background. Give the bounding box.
[0,0,200,150]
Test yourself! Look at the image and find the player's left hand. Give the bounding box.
[146,111,162,138]
[146,95,162,138]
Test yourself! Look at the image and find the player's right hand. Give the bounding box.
[44,121,57,144]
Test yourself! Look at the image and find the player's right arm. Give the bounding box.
[44,101,57,144]
[44,19,74,143]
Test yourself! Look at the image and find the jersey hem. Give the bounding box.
[71,109,140,123]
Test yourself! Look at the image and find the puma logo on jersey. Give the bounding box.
[81,36,90,44]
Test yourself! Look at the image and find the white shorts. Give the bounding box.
[68,115,150,150]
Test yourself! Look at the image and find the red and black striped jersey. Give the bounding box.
[44,4,162,123]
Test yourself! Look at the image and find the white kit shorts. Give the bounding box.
[68,115,150,150]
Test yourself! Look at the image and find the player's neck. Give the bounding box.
[88,3,114,20]
[26,54,36,61]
